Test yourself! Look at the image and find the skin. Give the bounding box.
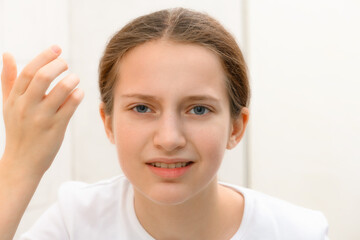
[0,46,84,239]
[100,40,249,239]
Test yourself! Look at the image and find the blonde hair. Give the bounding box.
[99,7,250,119]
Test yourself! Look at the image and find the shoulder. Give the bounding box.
[58,175,130,201]
[220,182,329,240]
[20,175,133,239]
[57,175,131,220]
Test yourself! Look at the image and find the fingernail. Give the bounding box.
[51,45,61,54]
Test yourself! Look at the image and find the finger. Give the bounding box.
[1,53,18,102]
[56,88,84,126]
[12,45,61,96]
[25,58,68,103]
[43,73,80,113]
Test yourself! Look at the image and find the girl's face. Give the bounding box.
[100,40,248,205]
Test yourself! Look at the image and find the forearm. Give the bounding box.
[0,156,42,240]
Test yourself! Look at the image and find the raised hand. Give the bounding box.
[1,46,84,177]
[0,46,84,240]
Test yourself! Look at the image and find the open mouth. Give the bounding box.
[147,162,193,169]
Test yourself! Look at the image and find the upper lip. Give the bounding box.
[146,158,194,164]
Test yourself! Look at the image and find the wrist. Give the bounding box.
[0,154,43,185]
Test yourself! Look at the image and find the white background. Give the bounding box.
[0,0,359,239]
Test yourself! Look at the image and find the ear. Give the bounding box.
[226,107,250,150]
[99,102,115,144]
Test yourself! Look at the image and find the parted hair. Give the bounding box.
[99,7,250,119]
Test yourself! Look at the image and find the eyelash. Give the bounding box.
[131,104,211,116]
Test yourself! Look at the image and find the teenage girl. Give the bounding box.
[0,8,328,240]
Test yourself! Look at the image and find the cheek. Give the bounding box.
[112,116,151,167]
[190,120,230,164]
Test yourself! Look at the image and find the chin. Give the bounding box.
[139,183,196,206]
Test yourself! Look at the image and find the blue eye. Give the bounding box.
[133,105,151,113]
[189,106,210,115]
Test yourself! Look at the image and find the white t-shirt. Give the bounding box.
[20,175,329,240]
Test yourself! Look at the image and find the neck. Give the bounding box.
[133,178,244,240]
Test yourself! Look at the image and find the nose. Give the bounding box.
[153,112,186,152]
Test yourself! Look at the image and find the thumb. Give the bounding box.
[1,53,18,103]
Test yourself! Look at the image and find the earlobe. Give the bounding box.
[99,103,115,144]
[226,107,249,150]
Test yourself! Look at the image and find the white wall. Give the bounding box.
[1,0,359,239]
[247,1,360,239]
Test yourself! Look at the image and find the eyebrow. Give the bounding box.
[120,93,220,103]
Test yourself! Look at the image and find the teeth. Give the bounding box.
[150,162,191,168]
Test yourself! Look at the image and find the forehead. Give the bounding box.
[115,40,228,100]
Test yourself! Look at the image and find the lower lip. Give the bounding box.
[146,163,193,179]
